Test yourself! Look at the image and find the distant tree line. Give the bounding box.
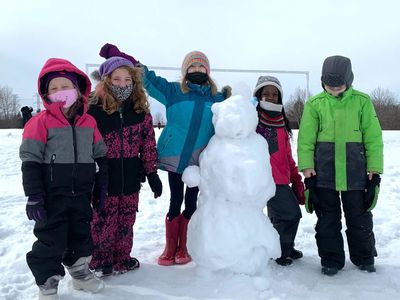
[285,87,400,130]
[0,85,22,128]
[1,84,399,129]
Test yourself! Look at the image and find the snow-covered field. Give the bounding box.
[0,129,399,300]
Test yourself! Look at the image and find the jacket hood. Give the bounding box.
[37,58,91,109]
[321,55,354,88]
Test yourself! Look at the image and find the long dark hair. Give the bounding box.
[255,89,292,137]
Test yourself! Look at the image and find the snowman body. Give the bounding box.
[186,96,280,275]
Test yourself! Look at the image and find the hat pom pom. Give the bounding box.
[99,43,121,59]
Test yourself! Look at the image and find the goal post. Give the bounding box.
[85,64,310,98]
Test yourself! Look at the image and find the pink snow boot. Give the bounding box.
[175,214,192,265]
[158,215,180,266]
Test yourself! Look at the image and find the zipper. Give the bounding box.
[72,124,77,195]
[119,108,125,196]
[50,154,56,182]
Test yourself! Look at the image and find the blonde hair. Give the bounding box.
[91,66,149,114]
[180,76,218,96]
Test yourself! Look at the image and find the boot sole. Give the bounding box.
[158,260,175,266]
[72,280,105,293]
[175,257,192,264]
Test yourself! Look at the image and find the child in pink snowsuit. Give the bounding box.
[88,56,162,276]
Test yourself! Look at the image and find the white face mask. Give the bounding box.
[259,101,283,112]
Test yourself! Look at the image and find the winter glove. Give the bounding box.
[147,172,162,198]
[221,85,232,99]
[99,43,138,65]
[364,174,381,212]
[92,184,108,212]
[291,180,305,205]
[26,193,47,222]
[304,176,319,214]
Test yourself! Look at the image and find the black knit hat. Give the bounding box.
[321,55,354,88]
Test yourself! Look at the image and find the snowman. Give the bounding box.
[182,95,280,275]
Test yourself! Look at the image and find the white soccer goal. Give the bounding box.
[85,64,310,125]
[85,64,309,98]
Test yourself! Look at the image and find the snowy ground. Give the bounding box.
[0,129,399,300]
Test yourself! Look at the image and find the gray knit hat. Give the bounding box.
[253,76,283,100]
[321,55,354,88]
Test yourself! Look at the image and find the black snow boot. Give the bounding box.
[358,264,376,273]
[275,257,293,266]
[289,248,303,260]
[321,266,339,276]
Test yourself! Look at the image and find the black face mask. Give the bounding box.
[186,72,208,85]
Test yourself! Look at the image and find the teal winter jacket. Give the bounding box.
[143,66,227,173]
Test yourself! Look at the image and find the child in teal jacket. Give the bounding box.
[99,44,231,266]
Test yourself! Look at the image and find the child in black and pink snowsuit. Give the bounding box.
[254,76,305,266]
[88,56,162,276]
[20,58,107,299]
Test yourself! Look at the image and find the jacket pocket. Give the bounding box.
[346,142,367,190]
[158,132,173,155]
[315,142,335,189]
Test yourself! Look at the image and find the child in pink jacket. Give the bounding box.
[254,75,305,266]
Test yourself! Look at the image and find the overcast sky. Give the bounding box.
[1,0,399,110]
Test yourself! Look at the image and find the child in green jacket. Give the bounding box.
[298,55,383,276]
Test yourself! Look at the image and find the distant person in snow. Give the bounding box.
[298,55,383,276]
[20,106,33,127]
[98,43,232,266]
[88,55,161,277]
[20,58,107,298]
[253,76,305,266]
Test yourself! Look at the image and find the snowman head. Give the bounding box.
[211,95,258,139]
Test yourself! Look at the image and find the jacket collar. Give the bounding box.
[324,87,353,101]
[187,82,212,95]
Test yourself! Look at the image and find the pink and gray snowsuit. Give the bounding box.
[21,58,107,285]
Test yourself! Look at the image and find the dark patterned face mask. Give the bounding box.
[110,84,134,101]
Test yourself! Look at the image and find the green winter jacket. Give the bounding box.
[298,87,383,191]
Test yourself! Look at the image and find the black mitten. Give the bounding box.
[147,172,162,198]
[304,176,319,214]
[364,174,381,212]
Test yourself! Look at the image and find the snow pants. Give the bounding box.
[26,194,93,285]
[267,185,302,257]
[314,188,376,269]
[90,193,139,272]
[167,171,199,220]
